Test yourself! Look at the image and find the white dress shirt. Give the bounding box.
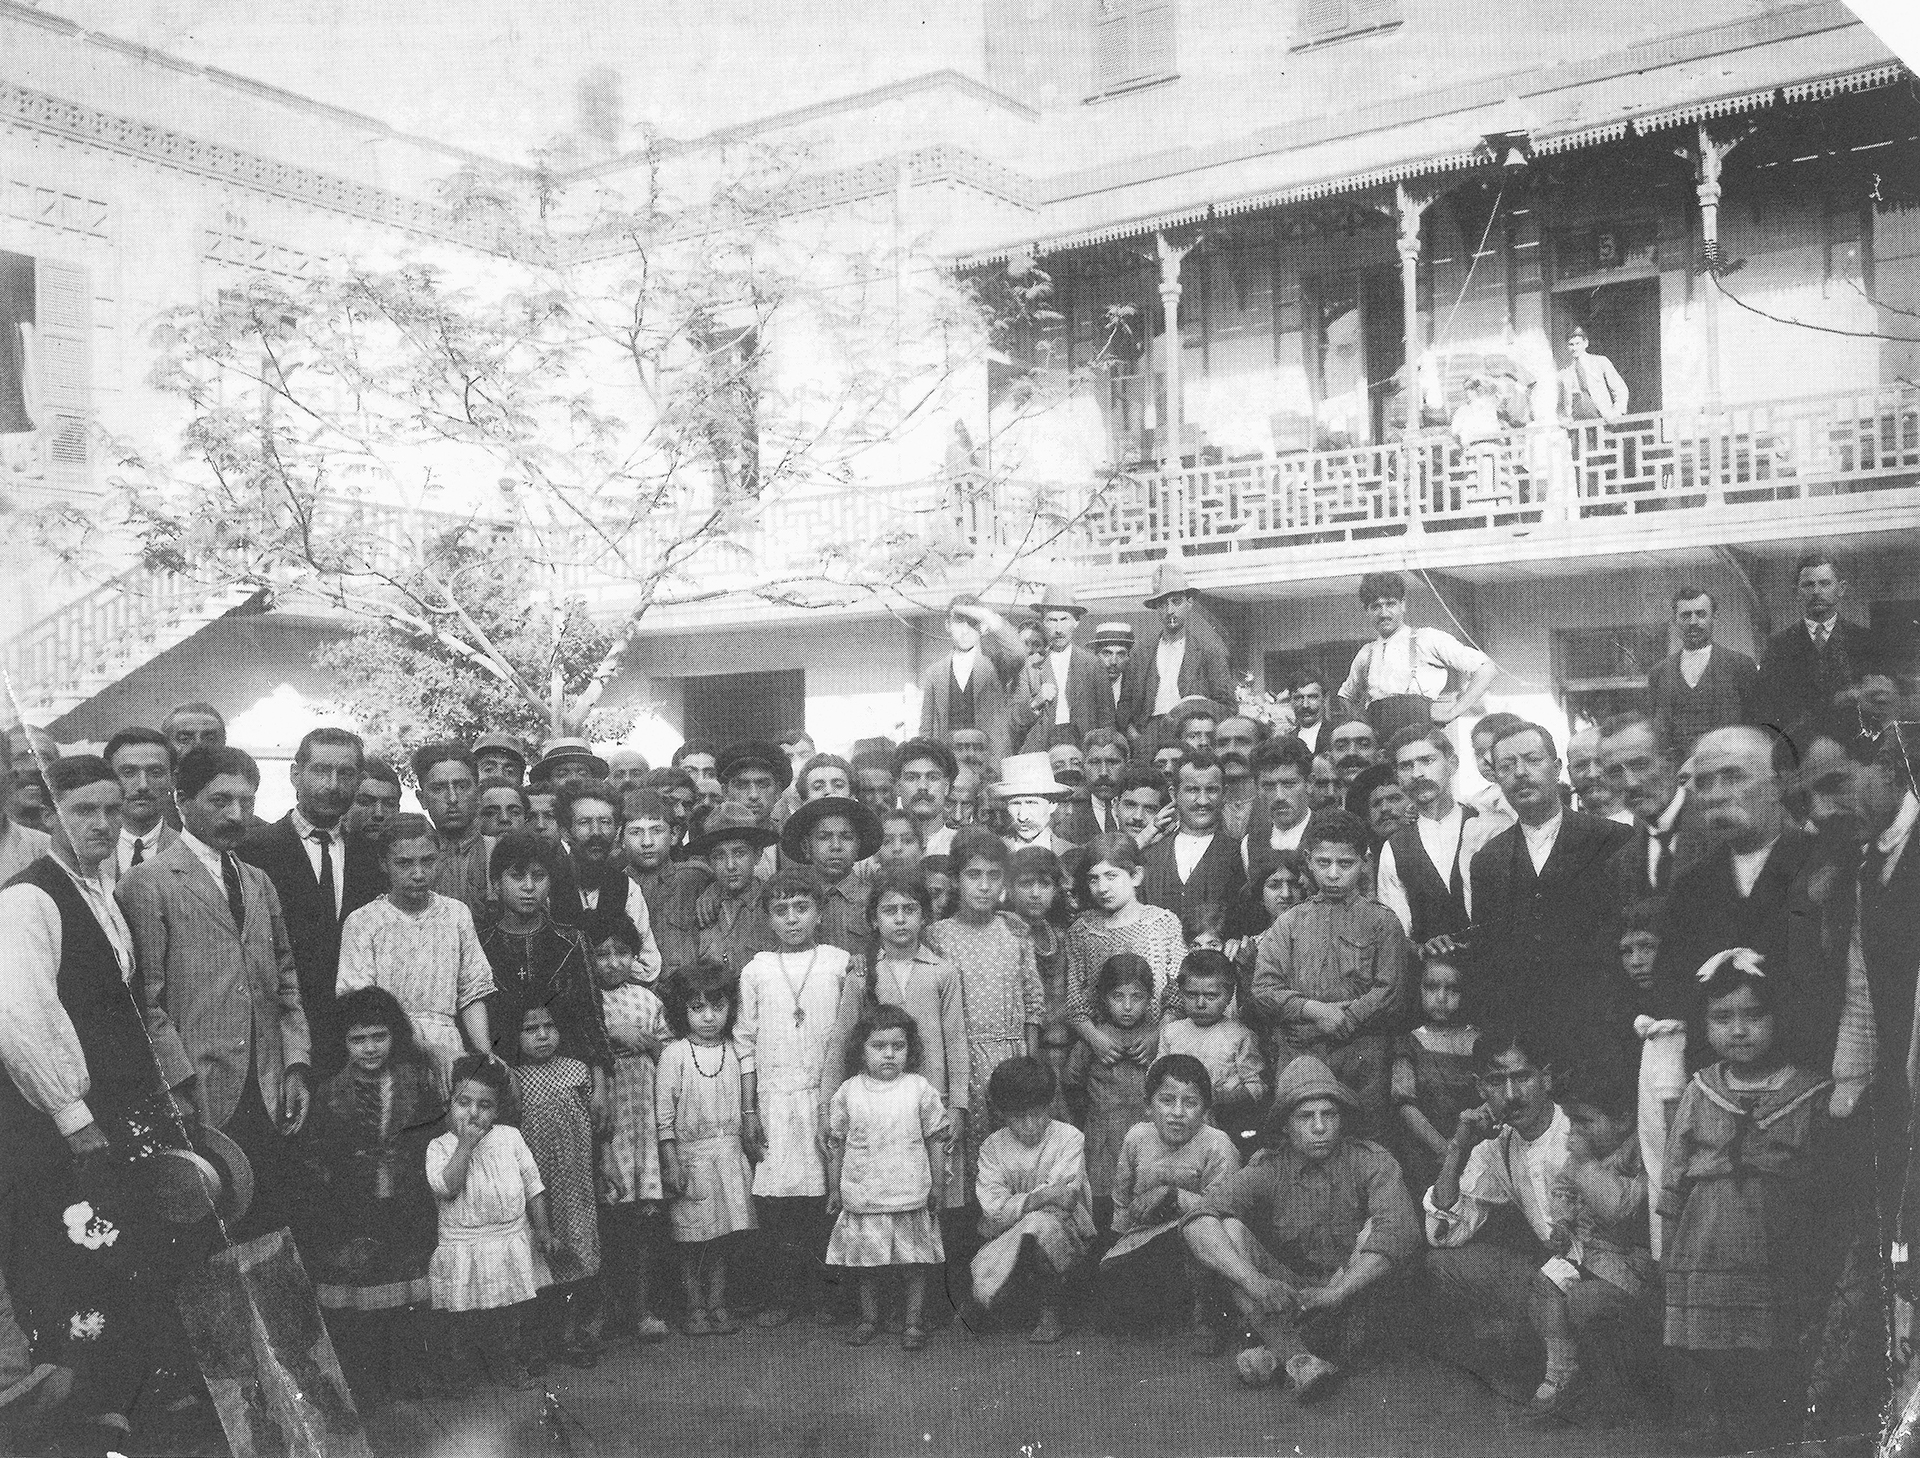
[1377,804,1479,937]
[1338,624,1490,705]
[1730,836,1779,899]
[1679,644,1713,688]
[291,808,349,919]
[0,819,51,885]
[1173,831,1214,883]
[179,827,228,887]
[1521,810,1563,874]
[950,646,977,693]
[1048,647,1075,726]
[115,824,165,879]
[1244,812,1309,870]
[1152,635,1187,717]
[1424,1106,1572,1251]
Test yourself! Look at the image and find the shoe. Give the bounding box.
[755,1307,792,1329]
[1028,1309,1065,1344]
[709,1308,740,1335]
[1235,1345,1280,1388]
[1529,1370,1582,1419]
[846,1322,879,1347]
[634,1316,670,1344]
[901,1326,928,1351]
[1285,1353,1340,1404]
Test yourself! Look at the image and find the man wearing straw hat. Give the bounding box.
[1090,621,1137,723]
[994,753,1080,857]
[1019,581,1116,753]
[1125,562,1234,745]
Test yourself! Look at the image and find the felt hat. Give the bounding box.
[1028,581,1088,618]
[471,732,527,768]
[121,1124,255,1227]
[992,752,1071,801]
[531,737,609,782]
[1090,621,1136,650]
[1269,1055,1358,1118]
[716,740,794,793]
[687,800,781,858]
[780,794,883,865]
[1143,561,1196,607]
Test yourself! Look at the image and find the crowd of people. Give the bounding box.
[0,550,1912,1456]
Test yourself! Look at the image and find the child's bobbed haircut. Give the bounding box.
[1010,844,1067,890]
[1074,832,1142,903]
[1095,952,1155,999]
[1474,1022,1553,1075]
[661,961,740,1039]
[335,985,430,1072]
[866,869,932,925]
[948,826,1010,875]
[986,1055,1057,1117]
[1179,948,1236,990]
[1146,1053,1213,1105]
[582,904,644,954]
[846,1002,924,1079]
[1303,808,1370,857]
[1418,947,1466,982]
[377,812,438,860]
[449,1052,511,1102]
[919,854,955,879]
[1619,896,1665,938]
[1263,848,1309,886]
[1556,1059,1634,1120]
[1700,951,1778,1010]
[489,830,556,884]
[760,865,824,909]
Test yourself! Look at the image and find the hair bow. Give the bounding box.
[1695,947,1765,983]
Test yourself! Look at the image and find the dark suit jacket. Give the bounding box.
[1140,830,1245,935]
[1604,813,1703,909]
[1468,810,1633,1068]
[1754,617,1874,752]
[1122,623,1235,735]
[1647,645,1758,763]
[240,815,384,1076]
[1020,645,1117,751]
[918,620,1029,767]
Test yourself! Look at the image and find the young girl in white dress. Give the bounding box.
[825,1005,950,1351]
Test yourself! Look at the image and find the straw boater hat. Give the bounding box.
[716,740,794,793]
[531,737,609,782]
[1143,561,1196,607]
[1090,621,1136,650]
[688,800,781,858]
[1028,581,1088,618]
[780,794,883,865]
[992,752,1072,801]
[472,732,527,769]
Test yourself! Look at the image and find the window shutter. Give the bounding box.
[1093,7,1135,92]
[34,259,89,483]
[1302,0,1350,37]
[1134,2,1175,78]
[1352,0,1399,25]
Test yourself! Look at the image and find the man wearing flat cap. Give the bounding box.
[1020,581,1116,752]
[920,594,1031,769]
[472,733,527,788]
[1183,1056,1419,1402]
[1125,562,1234,745]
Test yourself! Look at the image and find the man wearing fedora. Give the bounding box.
[1020,581,1117,753]
[530,737,610,791]
[1124,563,1234,747]
[779,794,883,955]
[995,754,1080,856]
[918,594,1031,769]
[689,802,782,976]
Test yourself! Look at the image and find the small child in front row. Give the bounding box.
[1063,953,1160,1230]
[513,1004,602,1369]
[1158,950,1267,1154]
[825,1005,950,1351]
[1658,957,1844,1454]
[1391,954,1481,1195]
[970,1057,1095,1346]
[585,908,671,1345]
[427,1055,553,1391]
[657,962,758,1336]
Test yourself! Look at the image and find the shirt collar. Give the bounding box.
[1878,791,1920,857]
[290,808,345,844]
[1653,788,1686,834]
[1521,809,1563,842]
[49,840,113,893]
[1806,617,1832,638]
[179,827,226,879]
[119,823,158,847]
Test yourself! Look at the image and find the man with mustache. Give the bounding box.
[1598,711,1694,904]
[1214,714,1265,841]
[1124,563,1233,746]
[1647,586,1758,764]
[1141,750,1245,931]
[550,782,661,979]
[1241,735,1317,878]
[1019,582,1116,752]
[1336,572,1498,746]
[1328,718,1378,791]
[412,742,490,915]
[102,728,175,880]
[1290,674,1331,757]
[239,728,384,1077]
[1754,553,1875,758]
[1078,729,1131,838]
[892,738,959,857]
[1308,753,1344,813]
[1377,726,1490,956]
[1565,725,1632,823]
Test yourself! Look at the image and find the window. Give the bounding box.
[1553,623,1667,728]
[0,250,90,486]
[681,670,804,745]
[1293,0,1402,50]
[1090,0,1176,99]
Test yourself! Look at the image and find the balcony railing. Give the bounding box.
[5,384,1916,716]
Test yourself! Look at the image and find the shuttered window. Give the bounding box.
[1091,0,1176,98]
[35,258,91,485]
[1296,0,1401,48]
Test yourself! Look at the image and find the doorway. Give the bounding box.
[1554,277,1662,414]
[1309,265,1403,449]
[681,669,806,745]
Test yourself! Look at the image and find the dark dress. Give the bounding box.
[1390,1025,1480,1192]
[478,916,614,1074]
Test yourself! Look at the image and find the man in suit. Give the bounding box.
[119,746,310,1238]
[1078,729,1131,839]
[1020,581,1116,751]
[1754,553,1875,757]
[103,728,179,880]
[1290,674,1332,758]
[1647,586,1759,764]
[1125,562,1234,745]
[1555,325,1629,423]
[1090,621,1137,726]
[1141,750,1245,935]
[1466,722,1632,1074]
[1598,711,1694,906]
[550,781,661,978]
[238,727,384,1079]
[918,594,1031,769]
[1377,725,1489,955]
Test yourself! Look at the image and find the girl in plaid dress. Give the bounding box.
[513,1005,602,1368]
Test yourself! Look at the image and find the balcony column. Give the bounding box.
[1155,230,1201,467]
[1395,183,1433,429]
[1682,122,1750,411]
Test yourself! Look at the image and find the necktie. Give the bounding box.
[129,837,146,868]
[1651,828,1675,891]
[221,852,247,933]
[310,828,336,918]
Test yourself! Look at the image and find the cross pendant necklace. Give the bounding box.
[780,948,820,1027]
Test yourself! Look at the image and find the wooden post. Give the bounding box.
[1155,230,1201,467]
[1680,122,1751,412]
[1395,182,1432,432]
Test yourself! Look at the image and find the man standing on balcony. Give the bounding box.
[1647,586,1759,765]
[1336,572,1498,747]
[1754,553,1876,759]
[1555,326,1629,424]
[1019,582,1115,752]
[919,594,1030,769]
[1124,563,1234,748]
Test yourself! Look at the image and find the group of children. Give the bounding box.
[296,788,1843,1452]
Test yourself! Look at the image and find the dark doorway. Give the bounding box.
[681,670,806,745]
[1265,641,1368,704]
[1309,264,1404,449]
[1556,277,1662,413]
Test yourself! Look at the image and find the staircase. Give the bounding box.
[1,564,264,728]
